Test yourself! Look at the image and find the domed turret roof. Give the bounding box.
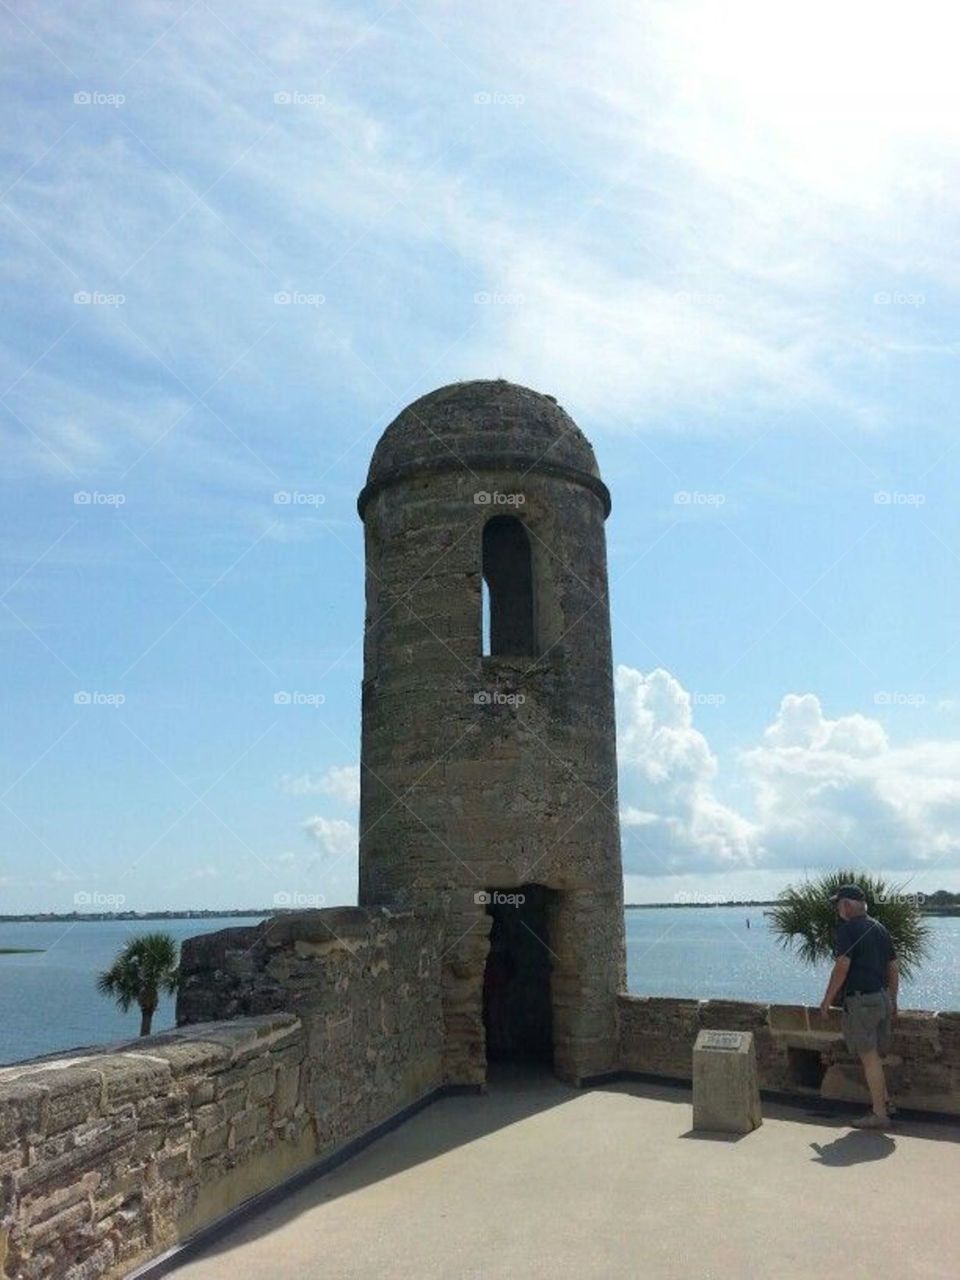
[358,380,608,516]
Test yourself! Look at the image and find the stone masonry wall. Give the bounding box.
[0,1013,308,1280]
[0,908,445,1280]
[176,907,445,1132]
[619,994,960,1114]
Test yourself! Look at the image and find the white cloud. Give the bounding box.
[302,815,356,860]
[743,693,960,872]
[7,0,958,488]
[616,665,960,879]
[281,764,359,805]
[615,665,758,873]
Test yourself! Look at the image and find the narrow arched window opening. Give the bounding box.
[482,515,536,656]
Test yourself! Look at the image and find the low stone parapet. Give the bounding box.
[1,908,447,1280]
[0,1013,311,1280]
[619,994,960,1115]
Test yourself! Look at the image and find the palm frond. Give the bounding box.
[769,869,931,978]
[95,931,181,1021]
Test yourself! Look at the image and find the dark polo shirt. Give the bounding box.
[833,914,896,999]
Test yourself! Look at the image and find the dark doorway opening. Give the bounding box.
[482,884,554,1064]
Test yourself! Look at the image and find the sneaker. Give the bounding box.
[850,1112,891,1129]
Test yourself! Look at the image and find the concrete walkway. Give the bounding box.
[171,1070,960,1280]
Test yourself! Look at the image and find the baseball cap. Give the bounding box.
[830,884,866,903]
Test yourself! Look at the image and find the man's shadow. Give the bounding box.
[810,1131,896,1166]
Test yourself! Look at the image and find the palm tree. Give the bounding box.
[769,869,931,978]
[97,931,179,1036]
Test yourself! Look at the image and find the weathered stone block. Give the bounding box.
[275,1064,301,1116]
[692,1030,762,1135]
[196,1121,230,1159]
[247,1068,277,1105]
[228,1107,260,1147]
[768,1004,810,1032]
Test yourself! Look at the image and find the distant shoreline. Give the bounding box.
[0,911,269,924]
[2,902,959,922]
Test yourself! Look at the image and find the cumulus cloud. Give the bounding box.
[744,693,960,872]
[302,815,356,860]
[615,665,757,873]
[616,665,960,879]
[281,764,360,805]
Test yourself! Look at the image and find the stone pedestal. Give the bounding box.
[692,1029,762,1134]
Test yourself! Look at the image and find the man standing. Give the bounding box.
[819,884,899,1129]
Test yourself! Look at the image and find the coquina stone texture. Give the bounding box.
[356,380,627,1085]
[619,994,960,1114]
[0,908,443,1280]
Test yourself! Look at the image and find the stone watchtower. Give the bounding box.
[357,380,625,1085]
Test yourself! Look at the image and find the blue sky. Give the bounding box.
[2,0,960,912]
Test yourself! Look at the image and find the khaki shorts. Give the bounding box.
[842,989,893,1057]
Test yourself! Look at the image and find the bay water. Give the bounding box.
[1,907,958,1066]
